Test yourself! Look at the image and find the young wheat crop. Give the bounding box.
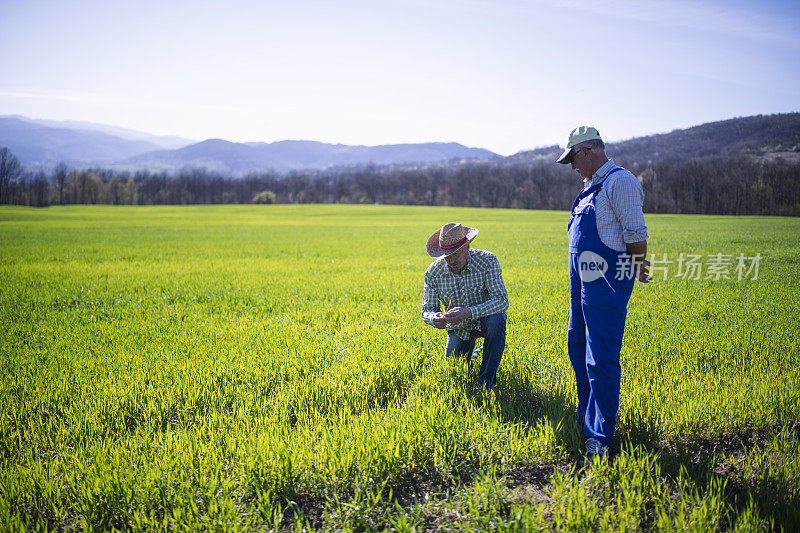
[1,205,798,530]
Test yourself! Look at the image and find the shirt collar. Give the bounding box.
[442,248,473,274]
[586,159,616,188]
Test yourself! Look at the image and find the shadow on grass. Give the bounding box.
[264,373,798,532]
[491,372,584,456]
[653,423,800,531]
[486,367,799,530]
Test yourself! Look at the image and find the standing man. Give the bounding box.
[556,126,651,460]
[421,223,509,390]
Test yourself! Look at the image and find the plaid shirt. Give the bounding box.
[581,159,648,251]
[421,248,509,340]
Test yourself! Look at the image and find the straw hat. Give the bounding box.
[426,223,479,258]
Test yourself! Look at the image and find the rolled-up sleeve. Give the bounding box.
[468,255,509,319]
[607,172,648,243]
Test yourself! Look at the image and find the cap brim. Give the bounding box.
[556,147,572,164]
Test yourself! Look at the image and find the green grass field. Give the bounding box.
[2,204,799,531]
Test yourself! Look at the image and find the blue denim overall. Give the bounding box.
[567,168,635,447]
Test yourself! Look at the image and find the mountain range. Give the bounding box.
[0,115,497,174]
[121,139,497,174]
[2,113,798,176]
[0,115,194,165]
[508,113,800,166]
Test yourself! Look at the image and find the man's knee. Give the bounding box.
[446,332,474,358]
[482,313,506,337]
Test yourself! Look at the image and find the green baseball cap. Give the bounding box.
[556,126,602,164]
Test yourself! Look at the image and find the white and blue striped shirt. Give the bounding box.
[580,159,648,251]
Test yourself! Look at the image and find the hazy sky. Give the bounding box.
[1,0,798,155]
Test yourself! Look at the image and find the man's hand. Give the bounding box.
[637,258,651,283]
[444,307,472,325]
[432,312,448,329]
[626,240,651,283]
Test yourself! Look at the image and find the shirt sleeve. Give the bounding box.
[468,254,509,319]
[421,267,440,326]
[606,171,649,244]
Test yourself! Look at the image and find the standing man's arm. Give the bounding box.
[607,172,650,283]
[422,269,447,329]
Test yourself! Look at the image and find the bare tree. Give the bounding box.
[30,170,50,207]
[105,176,123,204]
[0,147,23,204]
[123,177,138,205]
[53,162,69,205]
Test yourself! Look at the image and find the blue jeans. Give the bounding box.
[445,313,506,389]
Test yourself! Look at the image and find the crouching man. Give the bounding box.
[421,223,509,389]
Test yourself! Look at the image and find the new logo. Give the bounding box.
[578,250,607,282]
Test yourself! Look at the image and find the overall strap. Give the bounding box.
[571,167,627,211]
[572,177,605,210]
[572,185,597,211]
[593,167,626,192]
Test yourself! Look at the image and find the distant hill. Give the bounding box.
[7,115,195,150]
[507,113,800,165]
[3,112,798,175]
[121,139,498,174]
[0,116,172,166]
[0,115,497,173]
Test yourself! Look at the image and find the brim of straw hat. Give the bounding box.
[426,226,479,258]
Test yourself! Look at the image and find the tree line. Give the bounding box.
[1,147,798,215]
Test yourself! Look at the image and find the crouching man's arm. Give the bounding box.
[422,269,447,329]
[465,254,509,320]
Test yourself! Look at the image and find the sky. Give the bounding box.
[1,0,798,156]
